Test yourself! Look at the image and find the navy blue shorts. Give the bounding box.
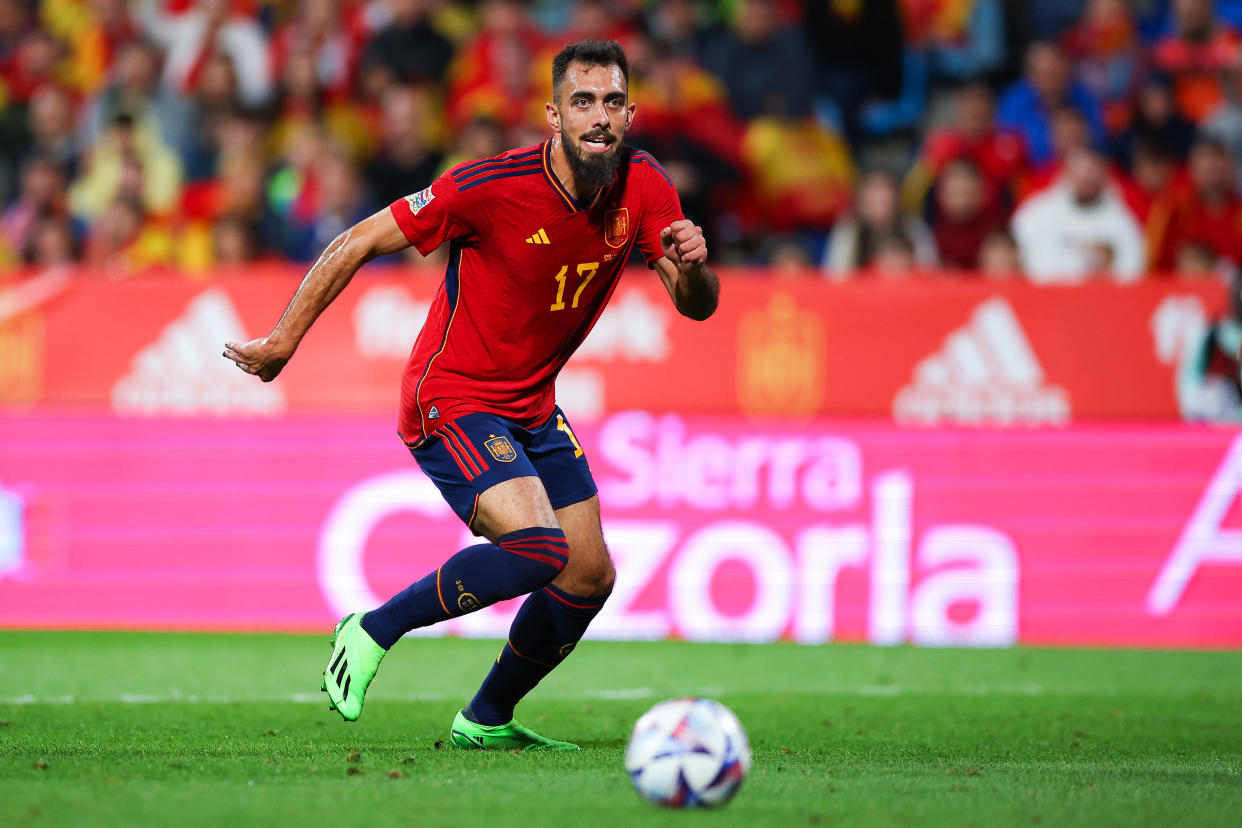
[407,406,598,528]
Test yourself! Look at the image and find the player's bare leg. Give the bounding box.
[324,476,569,723]
[453,495,613,751]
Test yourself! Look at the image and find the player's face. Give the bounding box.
[550,62,635,190]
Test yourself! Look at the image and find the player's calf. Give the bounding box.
[358,526,569,650]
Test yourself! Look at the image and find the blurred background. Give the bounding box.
[0,0,1239,648]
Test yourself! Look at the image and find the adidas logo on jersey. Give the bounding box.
[893,297,1070,425]
[525,228,551,245]
[112,289,286,416]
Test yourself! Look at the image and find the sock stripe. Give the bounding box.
[434,567,450,615]
[441,428,482,478]
[503,535,570,548]
[507,639,555,670]
[545,584,606,610]
[446,421,489,471]
[503,546,568,569]
[503,541,571,555]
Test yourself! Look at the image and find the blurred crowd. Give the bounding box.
[6,0,1242,285]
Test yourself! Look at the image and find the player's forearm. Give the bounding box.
[266,230,371,353]
[674,264,720,321]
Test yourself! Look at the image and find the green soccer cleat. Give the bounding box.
[450,709,580,752]
[321,613,385,722]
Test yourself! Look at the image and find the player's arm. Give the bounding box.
[654,219,719,321]
[222,208,411,381]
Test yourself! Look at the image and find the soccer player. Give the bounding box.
[222,40,719,751]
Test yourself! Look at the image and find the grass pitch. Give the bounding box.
[1,633,1239,828]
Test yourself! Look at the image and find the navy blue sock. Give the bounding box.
[466,583,607,726]
[359,528,569,649]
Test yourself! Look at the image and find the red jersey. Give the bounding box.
[388,140,683,444]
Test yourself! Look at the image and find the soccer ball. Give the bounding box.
[624,697,752,808]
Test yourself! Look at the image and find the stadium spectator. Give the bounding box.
[976,228,1023,278]
[177,150,280,270]
[211,212,260,266]
[930,158,1008,270]
[445,0,544,130]
[22,214,78,267]
[70,111,183,221]
[270,42,375,164]
[361,0,454,88]
[903,82,1026,214]
[643,0,711,62]
[24,83,80,176]
[83,194,174,274]
[626,34,746,244]
[279,148,370,262]
[3,155,75,259]
[997,40,1107,166]
[440,114,506,171]
[868,230,920,278]
[1203,57,1242,164]
[81,39,190,166]
[1113,75,1198,165]
[363,84,443,208]
[42,0,140,97]
[825,170,936,275]
[2,27,60,105]
[910,0,1008,83]
[139,0,273,108]
[1011,145,1146,282]
[1062,0,1145,136]
[1151,136,1242,269]
[270,0,367,102]
[801,0,904,140]
[699,0,816,121]
[1152,0,1242,123]
[740,116,854,239]
[1177,267,1242,421]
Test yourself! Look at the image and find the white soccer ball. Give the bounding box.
[624,697,752,808]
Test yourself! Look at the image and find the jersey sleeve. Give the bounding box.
[388,171,479,256]
[634,157,685,267]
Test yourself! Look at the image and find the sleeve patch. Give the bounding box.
[405,187,436,215]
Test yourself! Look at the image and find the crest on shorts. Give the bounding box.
[485,435,517,462]
[604,208,629,248]
[404,186,435,216]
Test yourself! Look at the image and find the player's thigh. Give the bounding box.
[551,494,615,597]
[473,476,558,541]
[410,413,558,540]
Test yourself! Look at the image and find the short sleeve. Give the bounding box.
[388,172,477,256]
[634,156,685,267]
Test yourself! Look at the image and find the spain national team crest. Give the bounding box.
[404,186,435,216]
[604,208,629,248]
[485,435,517,462]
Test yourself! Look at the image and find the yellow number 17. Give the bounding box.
[550,262,599,312]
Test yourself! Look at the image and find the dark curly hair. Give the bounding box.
[551,39,629,102]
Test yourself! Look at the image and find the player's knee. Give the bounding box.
[497,526,570,592]
[578,546,615,599]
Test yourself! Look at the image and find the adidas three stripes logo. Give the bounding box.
[329,647,351,700]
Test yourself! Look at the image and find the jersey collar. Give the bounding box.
[541,138,613,213]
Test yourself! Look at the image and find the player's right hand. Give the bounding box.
[222,337,291,382]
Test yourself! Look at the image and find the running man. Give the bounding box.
[223,39,719,750]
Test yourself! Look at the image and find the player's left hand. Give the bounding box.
[661,220,707,273]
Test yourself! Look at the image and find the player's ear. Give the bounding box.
[546,101,561,134]
[626,101,636,129]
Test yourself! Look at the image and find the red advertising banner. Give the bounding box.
[0,268,1228,422]
[1,411,1239,647]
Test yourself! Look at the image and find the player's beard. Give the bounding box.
[563,129,622,194]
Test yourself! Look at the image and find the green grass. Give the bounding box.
[0,633,1239,827]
